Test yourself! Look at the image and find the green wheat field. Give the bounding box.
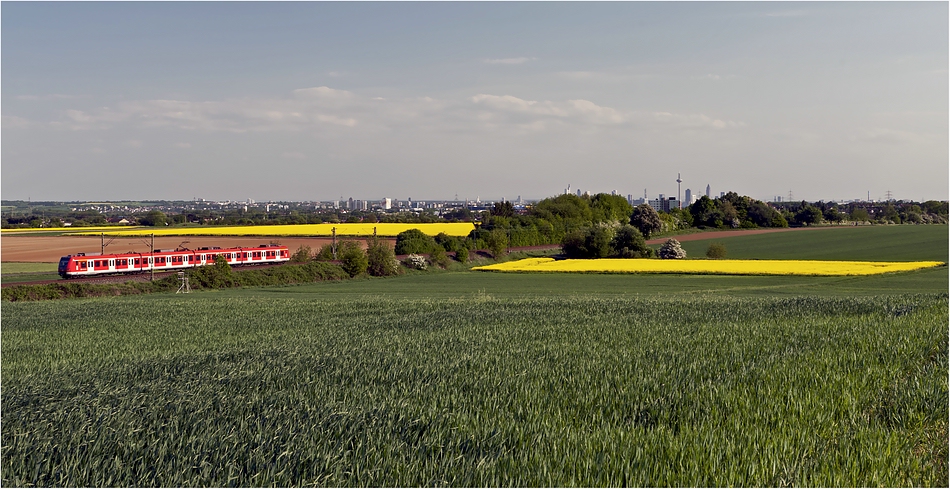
[2,226,948,486]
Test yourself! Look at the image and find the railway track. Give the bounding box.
[1,262,285,288]
[3,245,562,289]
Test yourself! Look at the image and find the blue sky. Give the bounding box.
[2,2,947,202]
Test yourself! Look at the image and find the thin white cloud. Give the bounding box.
[470,93,739,129]
[292,86,355,99]
[1,115,33,128]
[45,87,741,136]
[483,57,535,65]
[174,142,192,149]
[857,128,938,145]
[126,140,143,148]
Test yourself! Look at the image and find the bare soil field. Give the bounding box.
[1,236,392,263]
[1,226,843,263]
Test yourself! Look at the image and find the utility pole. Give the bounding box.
[332,227,337,259]
[150,233,154,282]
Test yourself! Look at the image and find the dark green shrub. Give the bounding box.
[706,243,727,259]
[338,241,368,277]
[395,229,439,255]
[561,226,614,258]
[314,244,335,261]
[366,238,400,277]
[610,225,651,258]
[190,256,236,288]
[485,229,509,259]
[290,245,313,263]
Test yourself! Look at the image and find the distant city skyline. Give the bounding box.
[3,2,947,202]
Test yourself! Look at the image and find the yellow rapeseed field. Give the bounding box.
[1,226,140,233]
[473,257,944,276]
[68,223,476,237]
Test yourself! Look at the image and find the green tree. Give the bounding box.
[139,210,167,226]
[561,226,614,258]
[490,201,515,218]
[590,193,633,223]
[485,228,509,259]
[530,194,593,222]
[610,225,652,258]
[922,200,948,215]
[794,205,823,226]
[630,204,662,238]
[850,208,870,222]
[395,229,439,255]
[366,238,399,277]
[338,241,368,277]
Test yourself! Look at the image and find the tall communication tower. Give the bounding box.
[676,173,683,209]
[885,190,893,201]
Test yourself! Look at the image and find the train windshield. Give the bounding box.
[58,257,70,271]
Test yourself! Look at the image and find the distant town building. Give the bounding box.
[684,189,693,206]
[706,184,711,198]
[648,194,681,212]
[383,198,391,210]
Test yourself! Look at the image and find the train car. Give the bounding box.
[58,244,290,278]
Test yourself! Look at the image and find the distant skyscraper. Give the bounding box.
[706,184,711,198]
[685,188,692,205]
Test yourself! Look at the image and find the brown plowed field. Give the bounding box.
[1,236,393,263]
[1,226,843,263]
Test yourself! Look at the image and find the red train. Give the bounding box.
[58,244,290,279]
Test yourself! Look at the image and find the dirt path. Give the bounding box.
[0,236,393,263]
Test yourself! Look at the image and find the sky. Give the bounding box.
[2,2,947,203]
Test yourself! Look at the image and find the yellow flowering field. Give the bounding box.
[68,222,475,237]
[1,226,140,233]
[473,257,944,276]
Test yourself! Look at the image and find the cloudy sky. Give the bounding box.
[2,2,947,203]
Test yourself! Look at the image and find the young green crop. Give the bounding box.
[3,294,946,486]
